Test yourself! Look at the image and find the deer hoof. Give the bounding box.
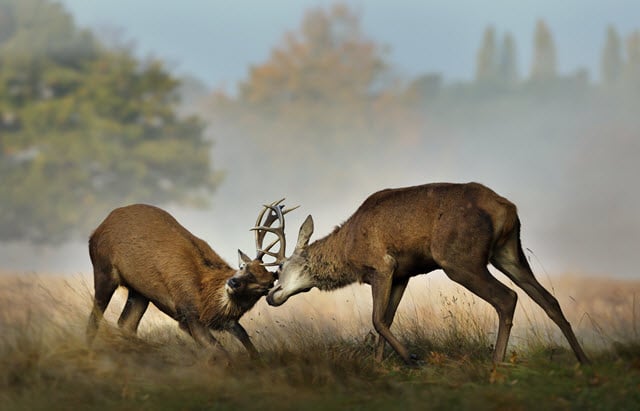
[406,353,424,368]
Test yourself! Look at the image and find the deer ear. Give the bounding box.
[238,249,252,266]
[295,215,314,252]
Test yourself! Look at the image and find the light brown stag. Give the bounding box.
[264,183,590,366]
[87,201,294,359]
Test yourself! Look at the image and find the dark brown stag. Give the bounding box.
[264,183,590,365]
[87,201,294,359]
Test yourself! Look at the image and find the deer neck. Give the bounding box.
[305,227,360,291]
[199,269,258,330]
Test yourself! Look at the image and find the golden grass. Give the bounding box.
[1,270,639,410]
[2,271,639,355]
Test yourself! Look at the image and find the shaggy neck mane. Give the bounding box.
[199,270,261,330]
[305,224,361,291]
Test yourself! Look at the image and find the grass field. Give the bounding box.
[1,271,639,410]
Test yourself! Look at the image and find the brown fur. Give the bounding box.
[87,204,275,359]
[270,182,590,365]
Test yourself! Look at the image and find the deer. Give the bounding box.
[86,200,295,360]
[263,182,590,366]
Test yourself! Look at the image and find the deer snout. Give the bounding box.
[266,285,284,306]
[227,277,241,290]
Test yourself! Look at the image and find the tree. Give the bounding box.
[239,4,388,109]
[0,2,16,45]
[623,31,640,90]
[221,3,406,154]
[0,0,216,243]
[475,28,518,88]
[530,20,557,80]
[499,32,518,85]
[601,25,623,87]
[204,3,423,200]
[475,26,497,83]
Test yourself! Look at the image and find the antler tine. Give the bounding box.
[252,205,298,233]
[252,199,295,266]
[253,198,284,227]
[253,199,283,258]
[282,205,300,215]
[260,261,283,267]
[255,234,279,249]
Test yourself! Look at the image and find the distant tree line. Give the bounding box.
[470,19,640,92]
[206,6,640,149]
[601,26,640,90]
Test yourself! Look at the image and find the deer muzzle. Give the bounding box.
[225,277,243,295]
[266,285,285,306]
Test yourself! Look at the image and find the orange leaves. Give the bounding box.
[239,3,388,108]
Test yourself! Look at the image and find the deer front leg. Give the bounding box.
[371,255,416,366]
[374,278,409,362]
[183,316,230,364]
[228,321,259,359]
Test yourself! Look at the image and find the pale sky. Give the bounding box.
[58,0,640,89]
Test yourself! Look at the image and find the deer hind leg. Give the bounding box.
[442,264,518,363]
[374,278,409,362]
[87,266,118,345]
[117,288,149,334]
[491,239,590,364]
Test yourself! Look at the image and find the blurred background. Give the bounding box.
[0,0,638,280]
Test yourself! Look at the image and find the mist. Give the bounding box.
[1,2,638,282]
[7,94,635,279]
[193,95,638,280]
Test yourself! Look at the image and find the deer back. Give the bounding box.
[322,183,518,271]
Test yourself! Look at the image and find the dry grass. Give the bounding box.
[1,270,639,410]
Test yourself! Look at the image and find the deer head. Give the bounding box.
[236,199,298,298]
[266,214,315,306]
[224,250,276,297]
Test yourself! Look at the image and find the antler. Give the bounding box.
[251,198,299,266]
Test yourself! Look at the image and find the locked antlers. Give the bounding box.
[251,198,298,267]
